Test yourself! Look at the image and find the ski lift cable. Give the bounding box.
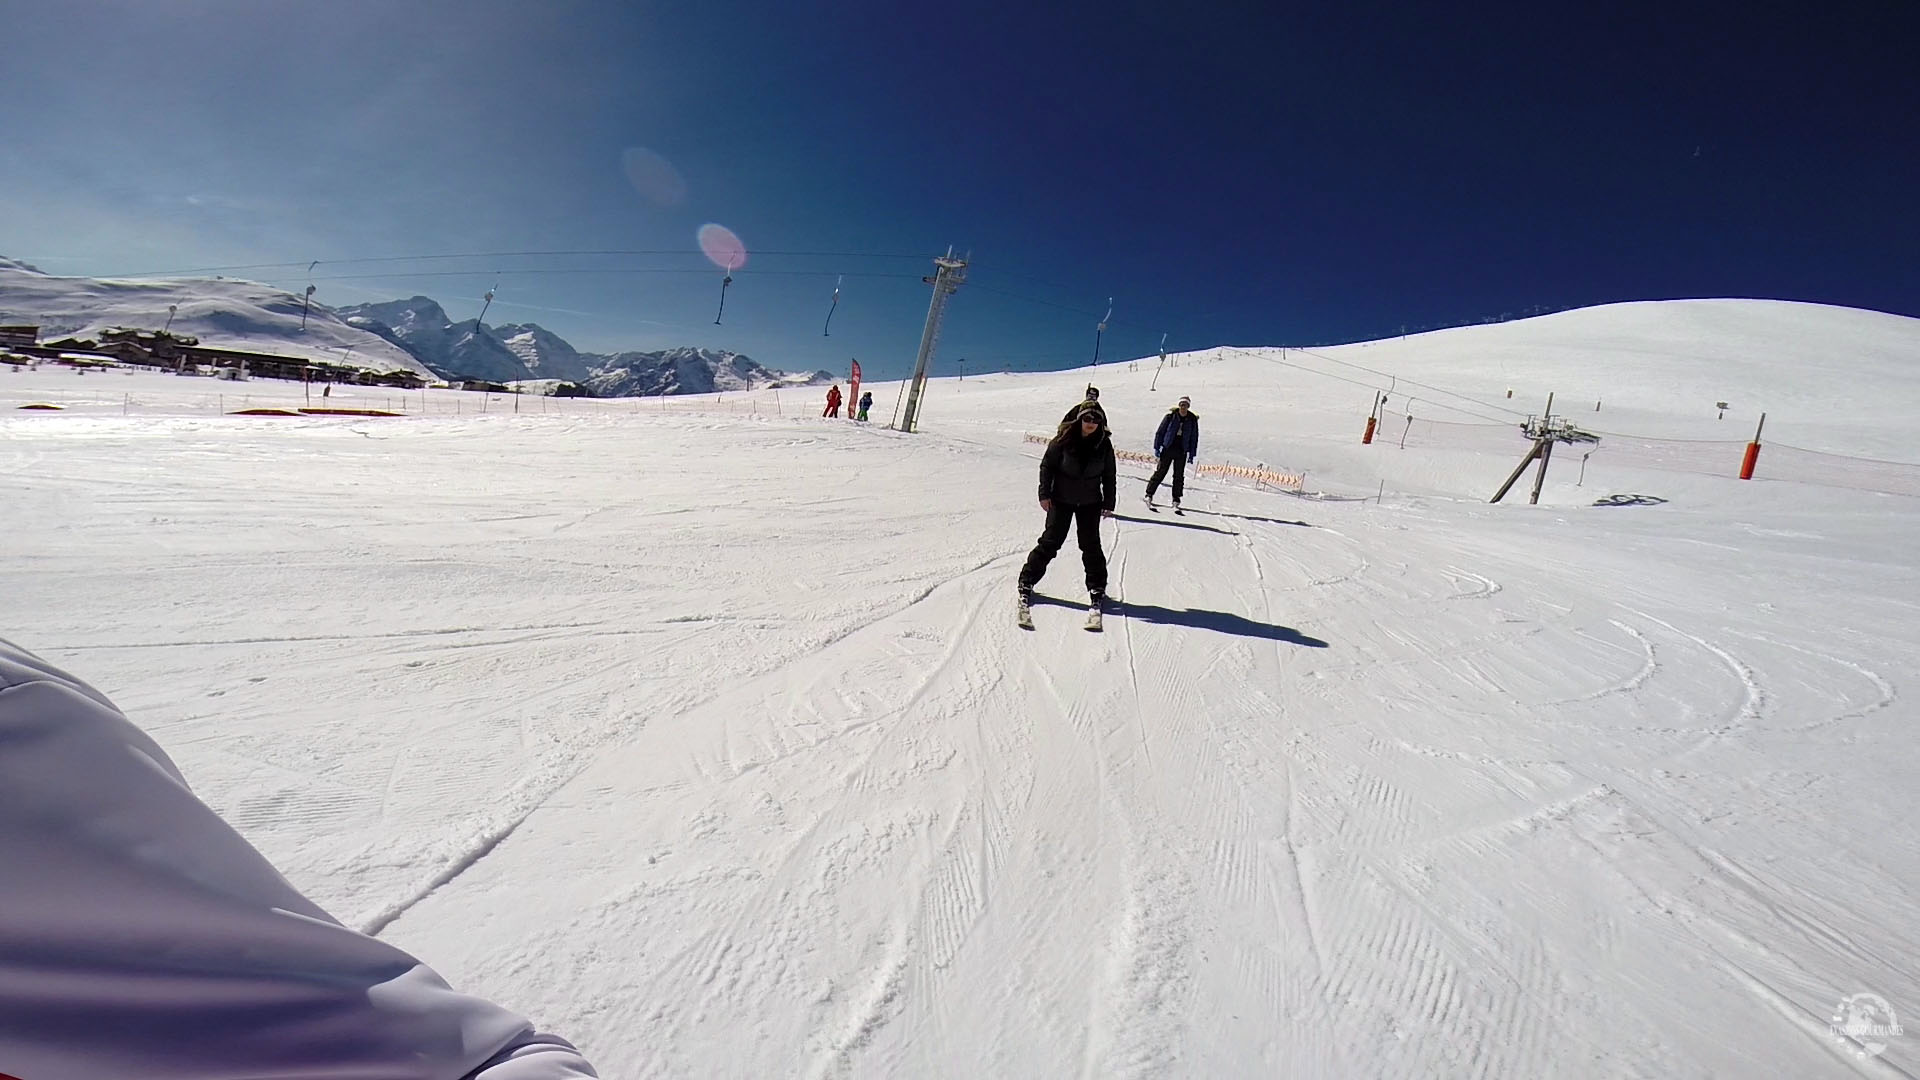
[113,249,943,278]
[966,279,1520,422]
[1278,344,1528,420]
[1091,297,1113,365]
[968,280,1172,335]
[1226,347,1516,423]
[298,268,923,282]
[968,278,1521,418]
[968,281,1524,421]
[966,282,1185,346]
[112,247,1547,426]
[299,260,319,331]
[713,257,737,325]
[475,276,500,326]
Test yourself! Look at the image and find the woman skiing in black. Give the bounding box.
[1018,401,1116,624]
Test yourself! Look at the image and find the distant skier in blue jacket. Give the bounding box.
[1145,396,1199,509]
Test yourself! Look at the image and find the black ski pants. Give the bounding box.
[1019,502,1107,595]
[1146,443,1187,502]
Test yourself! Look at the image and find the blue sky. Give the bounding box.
[3,0,1915,380]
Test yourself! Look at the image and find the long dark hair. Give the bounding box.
[1050,403,1107,449]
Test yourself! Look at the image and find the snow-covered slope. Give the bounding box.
[3,298,1916,1076]
[917,298,1920,503]
[0,260,433,378]
[1263,298,1917,457]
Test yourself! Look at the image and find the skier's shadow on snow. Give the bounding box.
[1181,508,1313,528]
[1030,595,1328,647]
[1109,512,1230,534]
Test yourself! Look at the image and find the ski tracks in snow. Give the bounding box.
[384,479,1911,1077]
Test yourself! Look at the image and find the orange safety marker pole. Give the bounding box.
[1739,412,1766,479]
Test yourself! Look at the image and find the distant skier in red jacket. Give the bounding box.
[823,383,842,418]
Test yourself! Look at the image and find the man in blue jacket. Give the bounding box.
[1145,396,1199,509]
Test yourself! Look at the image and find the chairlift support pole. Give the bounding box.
[1491,440,1545,504]
[896,251,966,433]
[1491,392,1599,504]
[1529,438,1556,504]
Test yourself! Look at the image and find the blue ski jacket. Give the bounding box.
[1154,409,1200,462]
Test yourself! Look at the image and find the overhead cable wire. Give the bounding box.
[967,278,1526,423]
[94,245,1582,427]
[296,268,924,282]
[112,248,942,279]
[1282,344,1529,419]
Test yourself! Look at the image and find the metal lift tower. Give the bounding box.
[896,250,967,433]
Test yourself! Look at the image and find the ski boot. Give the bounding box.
[1085,590,1107,632]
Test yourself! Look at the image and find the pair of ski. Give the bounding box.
[1144,494,1183,516]
[1017,596,1103,632]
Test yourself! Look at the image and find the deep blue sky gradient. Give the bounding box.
[3,0,1914,379]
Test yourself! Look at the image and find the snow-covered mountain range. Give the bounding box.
[0,257,433,379]
[0,258,827,394]
[585,347,823,397]
[335,297,531,383]
[335,295,828,392]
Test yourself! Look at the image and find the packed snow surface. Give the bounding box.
[4,299,1917,1076]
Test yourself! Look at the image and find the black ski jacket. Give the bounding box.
[1038,431,1117,510]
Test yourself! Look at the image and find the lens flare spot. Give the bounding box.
[620,147,687,207]
[698,223,747,271]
